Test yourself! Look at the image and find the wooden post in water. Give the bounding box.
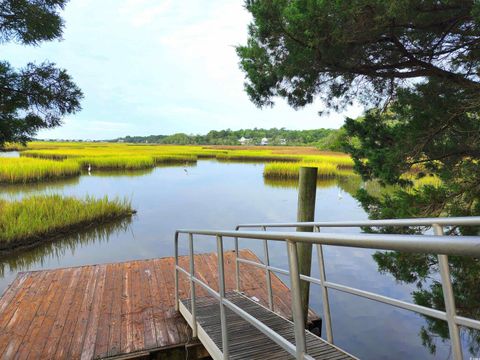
[296,166,317,325]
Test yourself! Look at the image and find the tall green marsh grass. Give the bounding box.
[76,156,155,170]
[263,161,356,180]
[0,158,80,184]
[0,195,134,251]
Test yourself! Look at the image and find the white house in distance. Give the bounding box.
[260,137,269,146]
[279,138,287,145]
[238,137,251,145]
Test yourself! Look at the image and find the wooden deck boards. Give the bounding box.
[0,249,318,359]
[181,292,355,360]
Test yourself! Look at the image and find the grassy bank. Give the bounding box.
[263,161,356,180]
[0,158,80,184]
[20,142,353,165]
[76,155,155,170]
[0,195,135,252]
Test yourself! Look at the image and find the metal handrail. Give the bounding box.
[236,216,480,228]
[175,217,480,360]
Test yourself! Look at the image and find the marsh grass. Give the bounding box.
[263,161,356,180]
[76,156,155,170]
[152,154,197,164]
[14,142,357,180]
[0,217,132,275]
[0,158,80,184]
[0,195,135,251]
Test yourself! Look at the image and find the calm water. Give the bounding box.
[0,156,474,359]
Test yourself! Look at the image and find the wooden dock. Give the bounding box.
[0,250,322,359]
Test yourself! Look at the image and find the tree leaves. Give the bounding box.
[0,0,82,145]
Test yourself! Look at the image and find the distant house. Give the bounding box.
[238,137,251,145]
[117,139,125,143]
[260,137,269,146]
[279,138,287,145]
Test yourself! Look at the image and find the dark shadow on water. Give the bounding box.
[155,162,197,169]
[0,217,132,277]
[83,168,155,177]
[0,176,80,196]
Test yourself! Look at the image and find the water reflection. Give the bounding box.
[0,176,80,198]
[84,168,155,177]
[0,151,20,158]
[0,217,132,277]
[373,251,480,356]
[263,177,338,189]
[0,159,475,358]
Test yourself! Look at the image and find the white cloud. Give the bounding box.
[9,0,366,140]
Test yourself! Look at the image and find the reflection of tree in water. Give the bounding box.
[373,245,480,355]
[0,217,132,277]
[339,174,480,355]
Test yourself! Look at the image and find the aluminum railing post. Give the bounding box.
[433,224,463,360]
[217,235,230,359]
[287,239,308,359]
[174,232,179,311]
[262,226,274,311]
[314,226,333,343]
[234,236,240,292]
[188,233,198,338]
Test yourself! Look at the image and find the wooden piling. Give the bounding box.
[296,166,318,324]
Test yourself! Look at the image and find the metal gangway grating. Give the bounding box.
[174,216,480,360]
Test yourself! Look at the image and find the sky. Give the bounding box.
[4,0,364,140]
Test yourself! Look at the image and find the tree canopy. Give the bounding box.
[237,0,480,219]
[113,127,339,147]
[0,0,82,146]
[238,1,480,355]
[237,0,480,110]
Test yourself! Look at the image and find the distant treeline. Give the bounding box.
[111,128,345,150]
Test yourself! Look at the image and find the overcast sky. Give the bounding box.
[5,0,364,140]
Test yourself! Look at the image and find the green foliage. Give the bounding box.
[0,0,67,45]
[237,0,480,110]
[315,127,348,151]
[115,128,339,146]
[344,80,480,221]
[238,2,480,355]
[0,0,82,146]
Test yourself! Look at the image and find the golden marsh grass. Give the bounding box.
[0,158,80,184]
[0,195,134,251]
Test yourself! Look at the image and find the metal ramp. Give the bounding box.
[180,292,354,360]
[175,216,480,360]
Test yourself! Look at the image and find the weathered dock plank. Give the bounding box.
[0,250,317,359]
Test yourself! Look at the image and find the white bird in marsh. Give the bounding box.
[338,190,343,200]
[88,164,91,175]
